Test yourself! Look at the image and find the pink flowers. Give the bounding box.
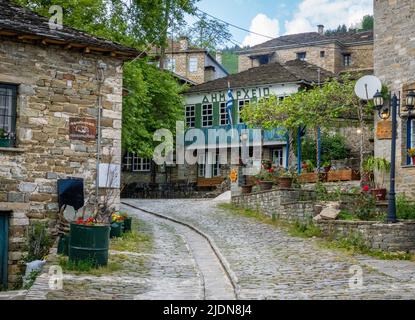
[362,185,370,192]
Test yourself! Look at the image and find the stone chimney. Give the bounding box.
[216,51,222,64]
[179,36,189,51]
[318,25,325,35]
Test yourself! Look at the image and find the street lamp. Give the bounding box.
[373,90,415,223]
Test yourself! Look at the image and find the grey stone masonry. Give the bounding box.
[317,220,415,253]
[232,189,316,223]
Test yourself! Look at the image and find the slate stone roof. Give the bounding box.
[0,0,141,57]
[185,60,333,94]
[239,30,374,54]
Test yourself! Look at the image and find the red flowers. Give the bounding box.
[76,217,95,225]
[362,185,370,192]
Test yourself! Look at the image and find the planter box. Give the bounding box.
[327,169,360,182]
[69,223,110,267]
[298,172,318,184]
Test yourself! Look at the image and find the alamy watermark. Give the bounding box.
[153,121,264,176]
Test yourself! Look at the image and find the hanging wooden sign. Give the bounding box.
[376,121,392,140]
[69,118,97,141]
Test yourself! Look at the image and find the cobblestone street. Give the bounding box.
[123,199,415,300]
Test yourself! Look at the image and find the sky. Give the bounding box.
[190,0,373,47]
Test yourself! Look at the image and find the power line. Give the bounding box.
[196,8,373,52]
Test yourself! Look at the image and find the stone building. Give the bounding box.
[374,0,415,198]
[238,25,373,75]
[0,1,140,288]
[151,37,228,84]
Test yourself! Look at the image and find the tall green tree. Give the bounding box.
[14,0,189,157]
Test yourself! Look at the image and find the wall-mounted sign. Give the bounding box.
[229,168,238,183]
[99,163,121,189]
[376,121,392,140]
[69,118,96,141]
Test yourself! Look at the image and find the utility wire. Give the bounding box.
[196,8,373,52]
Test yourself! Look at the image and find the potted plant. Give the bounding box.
[278,169,296,189]
[69,217,110,267]
[255,167,275,191]
[408,148,415,165]
[322,161,332,173]
[241,184,253,194]
[120,211,132,233]
[363,157,391,201]
[0,128,11,148]
[110,212,125,238]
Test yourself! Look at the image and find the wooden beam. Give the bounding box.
[0,31,17,36]
[18,35,41,40]
[84,47,91,53]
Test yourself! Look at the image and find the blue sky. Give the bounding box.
[190,0,373,47]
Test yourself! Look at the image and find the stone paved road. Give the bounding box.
[27,212,204,300]
[123,199,415,300]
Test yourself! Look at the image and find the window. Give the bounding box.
[0,84,17,147]
[272,148,284,167]
[198,151,221,178]
[258,55,269,65]
[238,100,250,124]
[220,102,229,125]
[296,52,307,61]
[189,57,198,73]
[123,153,151,172]
[202,104,213,127]
[320,51,325,58]
[186,105,196,128]
[164,58,176,72]
[343,54,352,66]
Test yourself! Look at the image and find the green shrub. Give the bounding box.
[397,194,415,220]
[25,222,52,262]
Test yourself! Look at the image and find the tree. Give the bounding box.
[241,74,372,174]
[184,12,232,51]
[361,15,374,31]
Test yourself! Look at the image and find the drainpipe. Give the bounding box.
[95,61,107,212]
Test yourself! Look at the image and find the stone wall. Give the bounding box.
[238,43,373,74]
[0,38,124,286]
[374,0,415,199]
[317,220,415,253]
[167,51,206,84]
[232,189,316,223]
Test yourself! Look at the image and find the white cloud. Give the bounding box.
[242,14,280,47]
[284,0,373,35]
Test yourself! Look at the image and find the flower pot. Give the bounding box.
[0,138,11,148]
[259,181,273,191]
[123,217,132,233]
[69,223,110,267]
[278,177,293,189]
[241,185,253,194]
[371,188,387,201]
[298,172,317,183]
[110,222,123,238]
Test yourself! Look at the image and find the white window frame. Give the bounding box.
[198,151,221,178]
[202,104,213,127]
[296,52,307,61]
[188,57,198,73]
[343,54,352,67]
[186,105,196,128]
[165,58,176,72]
[272,148,284,167]
[123,153,133,172]
[238,100,250,124]
[219,102,228,125]
[132,155,151,172]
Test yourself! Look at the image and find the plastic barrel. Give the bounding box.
[110,222,123,238]
[69,223,110,267]
[123,218,132,233]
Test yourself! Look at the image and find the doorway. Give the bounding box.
[0,211,9,290]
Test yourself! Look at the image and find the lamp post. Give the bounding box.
[373,90,415,223]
